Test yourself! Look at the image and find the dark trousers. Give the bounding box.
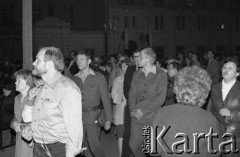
[33,142,65,157]
[83,124,105,157]
[129,120,147,157]
[121,105,132,157]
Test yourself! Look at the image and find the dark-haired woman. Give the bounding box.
[210,58,240,157]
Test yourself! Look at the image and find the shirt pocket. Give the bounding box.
[41,98,59,121]
[87,83,98,96]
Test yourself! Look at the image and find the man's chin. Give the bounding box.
[32,69,41,77]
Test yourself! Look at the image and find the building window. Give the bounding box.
[2,5,14,25]
[123,0,134,5]
[199,0,207,8]
[216,0,225,9]
[176,46,185,53]
[124,16,129,28]
[154,0,165,7]
[176,16,185,30]
[216,17,225,30]
[197,46,206,53]
[119,0,143,5]
[132,16,136,28]
[236,46,240,53]
[130,0,135,5]
[154,46,165,54]
[69,6,74,21]
[155,15,164,30]
[236,17,240,31]
[197,16,205,30]
[33,5,42,23]
[48,5,55,17]
[216,45,225,53]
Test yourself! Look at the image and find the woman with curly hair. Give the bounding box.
[152,66,220,157]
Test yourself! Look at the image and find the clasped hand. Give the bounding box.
[219,108,231,117]
[131,109,143,120]
[21,125,33,141]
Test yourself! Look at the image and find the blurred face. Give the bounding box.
[110,57,116,64]
[222,62,239,82]
[207,51,213,60]
[138,52,149,67]
[15,76,29,92]
[178,54,183,60]
[118,56,125,65]
[2,88,11,97]
[76,54,91,70]
[203,54,208,60]
[155,61,161,69]
[189,53,193,58]
[192,54,198,62]
[121,62,128,73]
[32,50,48,77]
[70,51,75,59]
[167,64,178,77]
[185,58,191,65]
[133,52,140,66]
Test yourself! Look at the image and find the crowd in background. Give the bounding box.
[0,49,238,95]
[0,47,240,157]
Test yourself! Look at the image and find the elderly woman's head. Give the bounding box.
[174,66,212,107]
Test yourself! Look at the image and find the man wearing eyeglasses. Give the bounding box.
[121,50,140,157]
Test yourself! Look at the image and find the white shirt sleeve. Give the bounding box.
[22,105,33,123]
[61,86,83,156]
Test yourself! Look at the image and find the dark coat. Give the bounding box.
[129,67,168,123]
[69,61,79,75]
[123,65,137,100]
[210,80,240,137]
[164,76,176,106]
[206,58,219,86]
[71,71,112,124]
[152,104,220,157]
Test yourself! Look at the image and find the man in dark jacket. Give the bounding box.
[122,51,140,157]
[206,50,219,86]
[71,51,112,157]
[68,50,79,75]
[128,48,167,157]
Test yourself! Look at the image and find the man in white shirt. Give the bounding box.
[22,47,85,157]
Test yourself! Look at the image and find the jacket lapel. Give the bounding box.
[83,74,94,85]
[223,81,240,105]
[216,82,223,104]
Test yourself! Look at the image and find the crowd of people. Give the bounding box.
[0,46,240,157]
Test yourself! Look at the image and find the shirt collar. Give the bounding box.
[222,79,236,88]
[141,65,157,74]
[76,67,95,77]
[45,72,62,89]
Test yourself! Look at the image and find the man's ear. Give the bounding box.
[88,59,92,65]
[46,60,54,70]
[236,72,239,77]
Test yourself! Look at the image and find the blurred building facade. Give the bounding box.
[0,0,240,61]
[0,0,106,61]
[107,0,240,57]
